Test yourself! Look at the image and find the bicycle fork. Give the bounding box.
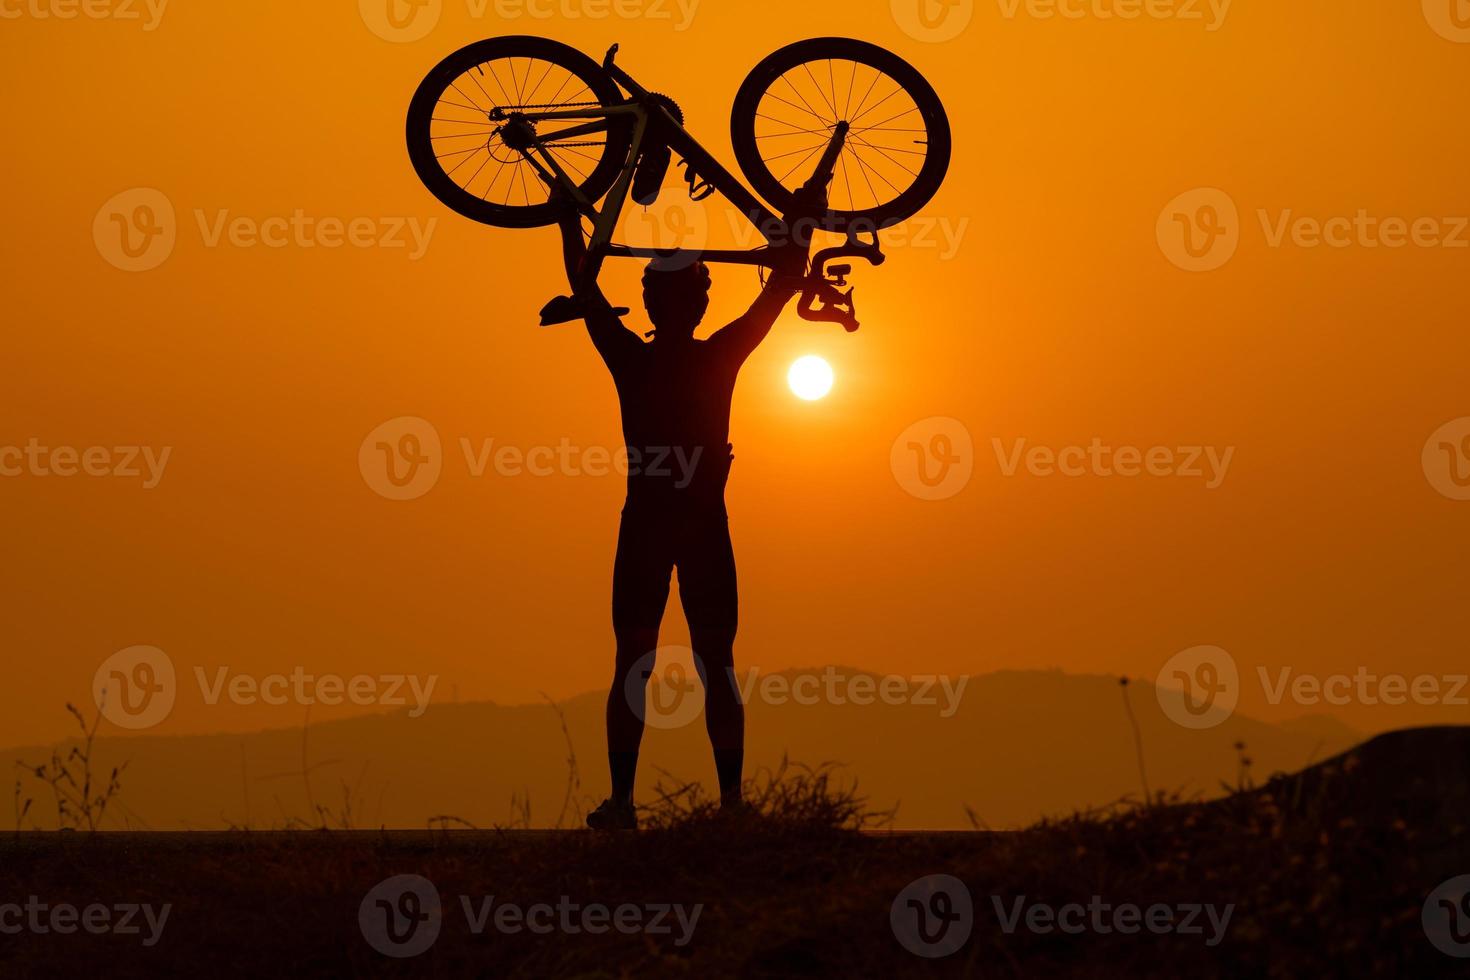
[792,121,888,332]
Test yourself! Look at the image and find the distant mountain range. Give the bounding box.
[3,669,1362,831]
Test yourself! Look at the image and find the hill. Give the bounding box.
[5,669,1362,831]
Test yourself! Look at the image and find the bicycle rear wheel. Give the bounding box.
[730,38,951,233]
[406,36,633,228]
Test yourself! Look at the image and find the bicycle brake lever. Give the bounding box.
[798,280,860,332]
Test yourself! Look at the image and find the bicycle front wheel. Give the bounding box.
[730,38,951,234]
[406,36,633,228]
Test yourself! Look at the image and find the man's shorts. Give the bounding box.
[612,504,737,632]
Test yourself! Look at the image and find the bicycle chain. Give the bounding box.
[489,102,608,149]
[495,101,604,111]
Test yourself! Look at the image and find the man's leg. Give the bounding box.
[607,511,672,808]
[677,512,744,805]
[607,626,659,806]
[691,624,743,805]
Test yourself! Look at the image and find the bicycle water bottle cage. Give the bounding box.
[631,94,684,206]
[680,159,716,202]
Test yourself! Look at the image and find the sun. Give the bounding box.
[787,355,834,401]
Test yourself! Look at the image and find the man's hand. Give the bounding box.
[766,237,810,291]
[767,174,832,288]
[788,174,831,217]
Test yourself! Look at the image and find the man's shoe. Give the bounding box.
[717,797,752,820]
[539,295,584,326]
[585,798,637,831]
[539,294,631,327]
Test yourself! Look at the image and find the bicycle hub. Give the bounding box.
[498,113,538,152]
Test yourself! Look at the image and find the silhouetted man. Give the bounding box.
[546,191,815,830]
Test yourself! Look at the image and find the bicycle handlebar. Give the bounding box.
[798,230,886,332]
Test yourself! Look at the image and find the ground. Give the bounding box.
[2,729,1466,977]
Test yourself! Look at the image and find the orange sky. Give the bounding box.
[3,0,1468,747]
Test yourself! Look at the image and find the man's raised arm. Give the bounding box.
[709,180,826,362]
[541,195,641,370]
[708,261,805,363]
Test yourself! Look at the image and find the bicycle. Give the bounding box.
[405,36,951,331]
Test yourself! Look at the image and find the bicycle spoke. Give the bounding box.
[848,85,904,127]
[801,62,840,121]
[852,105,921,136]
[436,145,482,161]
[450,82,488,114]
[838,152,855,212]
[489,61,519,107]
[852,134,926,159]
[520,157,538,205]
[761,91,826,128]
[525,59,555,105]
[553,146,604,167]
[847,147,903,198]
[762,141,830,164]
[484,158,515,203]
[555,151,592,181]
[442,145,485,175]
[469,65,501,107]
[545,68,575,107]
[849,144,883,208]
[776,143,825,185]
[778,74,833,126]
[847,66,885,124]
[437,97,487,114]
[462,151,497,196]
[754,113,832,137]
[849,135,920,178]
[509,58,525,105]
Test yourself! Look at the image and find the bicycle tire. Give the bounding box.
[406,36,633,229]
[730,38,951,233]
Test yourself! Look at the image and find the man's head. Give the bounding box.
[642,259,711,340]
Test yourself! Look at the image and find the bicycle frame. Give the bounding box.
[494,44,883,329]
